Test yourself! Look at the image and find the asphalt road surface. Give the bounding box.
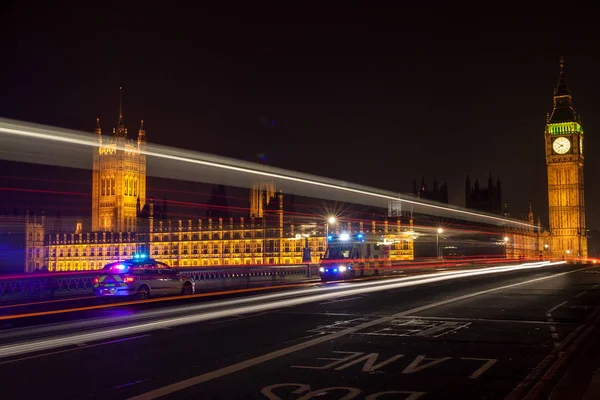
[1,261,599,400]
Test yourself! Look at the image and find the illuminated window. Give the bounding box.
[101,178,106,196]
[110,177,115,195]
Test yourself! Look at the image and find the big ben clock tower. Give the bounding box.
[545,58,587,259]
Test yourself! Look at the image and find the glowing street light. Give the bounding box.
[437,228,444,234]
[503,236,509,242]
[326,216,338,240]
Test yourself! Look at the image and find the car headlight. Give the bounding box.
[319,267,324,272]
[339,265,347,272]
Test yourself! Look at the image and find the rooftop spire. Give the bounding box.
[554,57,569,97]
[95,118,101,135]
[548,57,576,124]
[137,119,146,143]
[115,87,127,137]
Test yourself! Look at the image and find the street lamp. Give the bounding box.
[436,228,444,259]
[326,216,337,239]
[504,236,509,243]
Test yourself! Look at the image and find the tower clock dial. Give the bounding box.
[552,137,571,154]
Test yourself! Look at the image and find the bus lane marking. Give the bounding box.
[260,383,425,400]
[291,351,496,378]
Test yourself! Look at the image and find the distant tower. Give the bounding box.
[545,58,587,258]
[25,210,45,272]
[249,155,276,218]
[528,201,534,225]
[91,88,147,232]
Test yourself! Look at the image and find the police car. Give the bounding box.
[93,255,195,299]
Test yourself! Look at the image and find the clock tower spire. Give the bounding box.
[545,57,587,259]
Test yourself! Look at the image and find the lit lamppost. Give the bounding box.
[436,228,444,259]
[326,216,336,238]
[503,236,509,259]
[324,216,337,259]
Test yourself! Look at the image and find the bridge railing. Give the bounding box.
[0,264,318,301]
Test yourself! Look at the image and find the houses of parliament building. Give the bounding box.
[20,57,589,273]
[22,92,415,273]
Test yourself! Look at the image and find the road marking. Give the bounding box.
[574,291,587,298]
[128,264,589,400]
[546,300,568,315]
[461,358,498,379]
[259,383,425,400]
[291,351,364,370]
[398,315,572,325]
[319,297,363,305]
[356,319,470,338]
[506,306,600,400]
[546,301,567,347]
[402,356,451,374]
[0,334,149,366]
[520,307,600,400]
[334,353,405,372]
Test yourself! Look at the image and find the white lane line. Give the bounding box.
[546,301,567,348]
[127,263,588,400]
[209,311,276,325]
[547,301,568,315]
[319,297,363,305]
[574,291,587,298]
[398,315,573,325]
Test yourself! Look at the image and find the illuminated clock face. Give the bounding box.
[553,137,571,154]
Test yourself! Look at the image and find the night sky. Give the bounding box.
[3,4,600,228]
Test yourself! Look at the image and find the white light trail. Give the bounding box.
[0,118,536,228]
[0,261,564,359]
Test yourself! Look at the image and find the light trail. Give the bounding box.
[0,261,565,359]
[0,118,536,228]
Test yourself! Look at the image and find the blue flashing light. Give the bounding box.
[325,269,329,272]
[333,268,338,273]
[327,235,333,241]
[114,264,127,271]
[140,254,147,259]
[348,266,352,270]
